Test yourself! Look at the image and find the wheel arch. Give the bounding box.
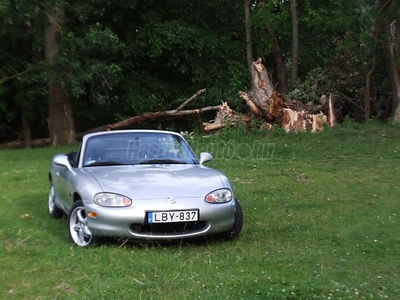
[73,192,82,203]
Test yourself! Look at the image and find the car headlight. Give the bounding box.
[205,188,233,203]
[93,193,132,207]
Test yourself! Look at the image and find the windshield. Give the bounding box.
[82,132,198,167]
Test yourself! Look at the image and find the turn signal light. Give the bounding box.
[88,212,97,218]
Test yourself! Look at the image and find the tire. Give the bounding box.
[48,181,64,218]
[68,200,99,247]
[220,200,243,240]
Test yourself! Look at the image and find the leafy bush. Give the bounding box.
[286,67,329,103]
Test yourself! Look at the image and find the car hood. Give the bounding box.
[85,164,229,200]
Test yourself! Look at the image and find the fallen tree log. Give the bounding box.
[0,137,50,149]
[83,88,210,134]
[85,105,220,133]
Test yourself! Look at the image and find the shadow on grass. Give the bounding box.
[98,233,240,249]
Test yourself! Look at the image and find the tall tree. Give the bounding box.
[266,26,288,93]
[290,0,298,85]
[244,0,253,74]
[0,1,49,144]
[383,1,400,122]
[252,0,288,94]
[391,20,400,122]
[45,7,75,145]
[365,0,391,120]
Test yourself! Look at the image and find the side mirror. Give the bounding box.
[199,152,213,164]
[53,155,72,170]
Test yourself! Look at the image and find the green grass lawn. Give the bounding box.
[1,121,399,299]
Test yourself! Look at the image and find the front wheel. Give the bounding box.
[68,200,99,247]
[220,200,243,240]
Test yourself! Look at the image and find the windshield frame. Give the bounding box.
[80,131,199,168]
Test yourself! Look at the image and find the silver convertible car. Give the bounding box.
[48,130,243,247]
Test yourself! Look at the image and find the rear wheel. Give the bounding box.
[48,181,63,218]
[68,200,99,247]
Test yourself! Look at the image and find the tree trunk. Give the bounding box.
[365,0,392,120]
[290,0,299,86]
[47,83,76,145]
[45,7,75,145]
[266,27,288,94]
[384,3,400,122]
[258,0,288,93]
[21,108,31,148]
[244,0,253,74]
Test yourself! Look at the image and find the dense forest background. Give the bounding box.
[1,0,399,146]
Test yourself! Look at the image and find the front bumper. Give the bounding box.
[83,197,236,240]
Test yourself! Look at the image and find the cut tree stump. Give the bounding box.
[205,59,337,133]
[239,58,285,123]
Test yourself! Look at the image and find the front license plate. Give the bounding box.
[147,210,199,224]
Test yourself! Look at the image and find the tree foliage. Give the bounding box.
[0,0,399,144]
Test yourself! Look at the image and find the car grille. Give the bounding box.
[130,221,206,235]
